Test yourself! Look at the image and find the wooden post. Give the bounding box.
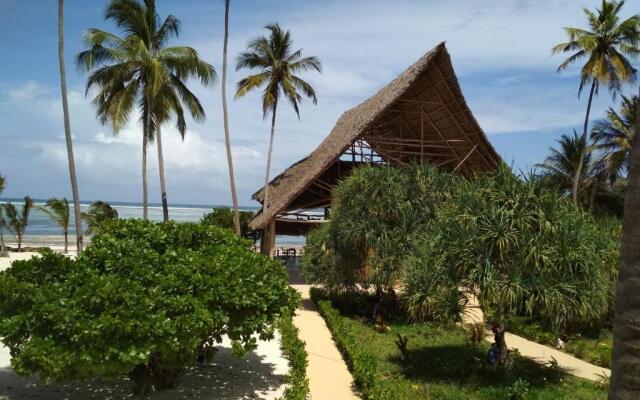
[420,111,424,163]
[259,220,276,257]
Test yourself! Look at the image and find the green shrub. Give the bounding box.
[0,219,298,394]
[200,208,260,243]
[278,311,309,400]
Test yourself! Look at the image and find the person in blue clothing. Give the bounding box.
[487,342,499,365]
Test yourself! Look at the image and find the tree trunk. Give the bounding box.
[57,0,84,253]
[0,223,7,257]
[142,132,149,221]
[263,105,278,213]
[156,125,169,222]
[572,81,597,205]
[609,86,640,400]
[221,0,241,236]
[63,230,68,254]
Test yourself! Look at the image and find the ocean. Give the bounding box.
[0,198,306,248]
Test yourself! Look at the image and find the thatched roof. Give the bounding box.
[249,42,501,231]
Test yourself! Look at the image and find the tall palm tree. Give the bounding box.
[591,94,638,180]
[221,0,240,235]
[39,198,71,253]
[77,0,215,221]
[609,86,640,400]
[536,131,595,193]
[235,23,321,216]
[58,0,84,252]
[3,197,33,252]
[552,0,639,205]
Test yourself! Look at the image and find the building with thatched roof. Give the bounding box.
[250,42,502,255]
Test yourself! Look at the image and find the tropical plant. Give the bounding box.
[0,219,298,395]
[235,23,321,215]
[552,0,639,204]
[200,208,261,245]
[609,87,640,399]
[591,94,639,179]
[221,0,240,235]
[81,200,118,234]
[77,0,216,221]
[2,196,33,252]
[58,0,84,252]
[0,174,6,257]
[39,198,71,253]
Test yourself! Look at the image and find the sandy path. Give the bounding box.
[463,292,610,382]
[0,252,290,399]
[287,266,360,400]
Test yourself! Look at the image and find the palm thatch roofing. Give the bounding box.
[249,42,501,232]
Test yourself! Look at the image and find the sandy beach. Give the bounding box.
[0,251,291,400]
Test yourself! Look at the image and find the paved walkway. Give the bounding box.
[463,292,610,382]
[288,268,360,400]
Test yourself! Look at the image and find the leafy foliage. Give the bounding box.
[2,196,33,251]
[200,208,259,243]
[81,200,118,234]
[305,165,619,340]
[277,311,309,400]
[0,219,298,394]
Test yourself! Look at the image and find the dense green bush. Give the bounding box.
[200,208,260,243]
[305,165,619,341]
[0,219,298,394]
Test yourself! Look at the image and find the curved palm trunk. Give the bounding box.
[609,87,640,400]
[142,132,149,221]
[259,105,278,257]
[222,0,241,235]
[57,0,84,252]
[572,81,597,204]
[156,125,169,222]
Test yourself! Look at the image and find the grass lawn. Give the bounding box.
[312,290,607,400]
[506,316,612,369]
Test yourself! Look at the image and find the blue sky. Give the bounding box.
[0,0,637,206]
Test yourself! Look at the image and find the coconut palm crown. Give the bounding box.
[235,23,321,221]
[76,0,216,220]
[552,0,639,204]
[591,94,638,179]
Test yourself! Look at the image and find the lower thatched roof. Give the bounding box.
[249,42,501,231]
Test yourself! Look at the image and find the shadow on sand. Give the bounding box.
[0,347,286,400]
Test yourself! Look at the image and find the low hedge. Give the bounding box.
[278,311,310,400]
[310,287,381,399]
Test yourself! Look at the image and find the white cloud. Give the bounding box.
[7,81,48,101]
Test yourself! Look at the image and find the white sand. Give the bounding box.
[0,251,290,399]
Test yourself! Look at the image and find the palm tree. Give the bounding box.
[536,131,596,193]
[0,174,7,257]
[591,94,638,180]
[3,197,33,252]
[77,0,215,221]
[39,198,71,253]
[58,0,84,252]
[81,200,119,234]
[552,0,639,204]
[609,86,640,400]
[221,0,240,235]
[235,23,321,216]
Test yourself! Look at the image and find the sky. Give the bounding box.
[0,0,638,206]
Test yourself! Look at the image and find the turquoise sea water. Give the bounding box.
[0,198,305,247]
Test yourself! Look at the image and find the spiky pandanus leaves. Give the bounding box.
[552,0,640,204]
[39,198,71,253]
[2,197,33,252]
[77,0,215,221]
[235,23,321,218]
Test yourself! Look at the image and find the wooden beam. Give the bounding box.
[454,144,478,173]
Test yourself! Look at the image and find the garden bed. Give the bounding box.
[506,316,612,369]
[311,289,607,400]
